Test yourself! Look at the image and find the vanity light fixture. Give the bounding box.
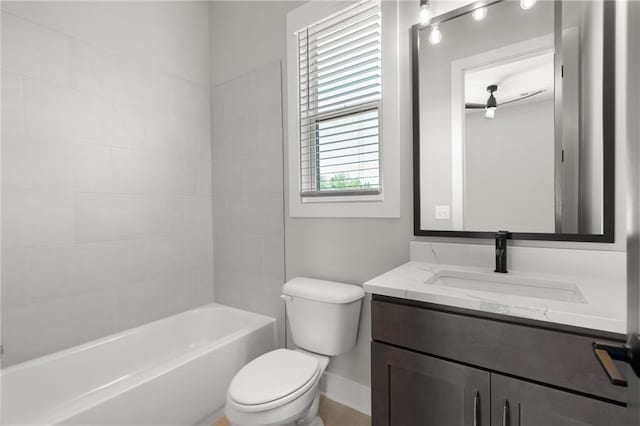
[419,0,433,25]
[428,24,442,45]
[520,0,537,10]
[485,84,498,119]
[472,7,487,21]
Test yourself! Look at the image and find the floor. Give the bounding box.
[213,395,371,426]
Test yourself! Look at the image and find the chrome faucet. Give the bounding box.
[494,231,509,273]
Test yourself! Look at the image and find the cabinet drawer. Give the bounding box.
[372,297,626,403]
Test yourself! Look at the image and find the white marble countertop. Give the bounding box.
[364,261,626,334]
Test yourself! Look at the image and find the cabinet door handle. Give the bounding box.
[473,390,479,426]
[502,399,509,426]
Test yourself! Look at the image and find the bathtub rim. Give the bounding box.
[1,302,274,374]
[1,303,276,425]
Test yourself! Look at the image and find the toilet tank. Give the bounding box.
[282,277,365,356]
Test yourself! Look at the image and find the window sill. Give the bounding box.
[291,191,399,218]
[301,192,383,204]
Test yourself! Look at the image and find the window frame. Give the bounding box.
[286,0,400,218]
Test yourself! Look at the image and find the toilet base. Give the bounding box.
[308,417,324,426]
[227,392,323,426]
[294,393,321,426]
[307,417,324,426]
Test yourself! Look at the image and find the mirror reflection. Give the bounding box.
[416,0,610,237]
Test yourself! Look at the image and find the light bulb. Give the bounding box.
[428,25,442,45]
[484,107,496,120]
[520,0,537,10]
[472,7,487,21]
[419,1,432,25]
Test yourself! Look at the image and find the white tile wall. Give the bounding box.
[172,77,211,120]
[3,289,116,364]
[2,133,72,190]
[1,12,70,85]
[23,77,113,143]
[1,72,24,133]
[2,189,75,248]
[69,39,174,111]
[71,144,113,193]
[111,103,145,149]
[1,11,214,366]
[110,149,197,195]
[211,61,286,346]
[196,158,213,196]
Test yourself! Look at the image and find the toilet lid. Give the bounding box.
[228,349,320,406]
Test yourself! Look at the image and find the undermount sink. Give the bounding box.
[425,269,587,304]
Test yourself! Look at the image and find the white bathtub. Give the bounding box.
[0,304,276,425]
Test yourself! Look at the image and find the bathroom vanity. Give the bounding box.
[365,254,628,425]
[370,294,626,426]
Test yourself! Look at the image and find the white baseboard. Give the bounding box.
[319,371,371,416]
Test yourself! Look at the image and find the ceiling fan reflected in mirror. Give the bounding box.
[465,84,545,120]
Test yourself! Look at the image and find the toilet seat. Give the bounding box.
[227,349,321,413]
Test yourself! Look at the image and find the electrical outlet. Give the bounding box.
[435,205,450,220]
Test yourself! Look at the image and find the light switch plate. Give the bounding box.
[435,205,450,220]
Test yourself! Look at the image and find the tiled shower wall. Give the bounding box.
[1,10,214,365]
[211,62,286,345]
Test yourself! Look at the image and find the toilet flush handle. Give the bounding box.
[280,294,293,302]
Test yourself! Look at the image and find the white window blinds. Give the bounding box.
[297,0,382,197]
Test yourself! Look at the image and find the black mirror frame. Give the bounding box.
[412,0,616,243]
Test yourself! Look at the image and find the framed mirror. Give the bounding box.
[412,0,615,242]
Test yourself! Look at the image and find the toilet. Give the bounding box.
[225,277,365,426]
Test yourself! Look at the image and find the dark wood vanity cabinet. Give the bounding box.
[371,296,627,426]
[373,342,490,426]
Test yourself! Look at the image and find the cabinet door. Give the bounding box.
[372,341,490,426]
[491,373,626,426]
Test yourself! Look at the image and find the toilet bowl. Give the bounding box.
[225,349,329,426]
[225,278,365,426]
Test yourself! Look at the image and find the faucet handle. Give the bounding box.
[496,230,510,239]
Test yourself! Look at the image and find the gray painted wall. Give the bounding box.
[464,99,555,233]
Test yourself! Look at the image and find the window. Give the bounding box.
[287,0,399,218]
[297,0,382,197]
